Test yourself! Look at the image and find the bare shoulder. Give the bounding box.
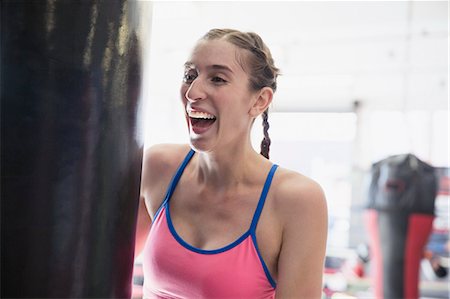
[141,143,191,216]
[272,167,327,226]
[142,143,191,176]
[271,167,328,297]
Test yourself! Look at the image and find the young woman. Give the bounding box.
[135,29,328,299]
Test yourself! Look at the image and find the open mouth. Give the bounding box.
[187,110,217,133]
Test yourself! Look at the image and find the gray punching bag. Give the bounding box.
[1,1,144,297]
[365,154,437,299]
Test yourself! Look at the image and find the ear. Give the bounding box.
[248,87,273,117]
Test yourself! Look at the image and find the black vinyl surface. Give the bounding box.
[378,211,409,299]
[1,1,143,297]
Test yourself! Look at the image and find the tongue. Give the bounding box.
[191,118,216,128]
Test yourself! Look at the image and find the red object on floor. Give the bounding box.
[353,262,364,278]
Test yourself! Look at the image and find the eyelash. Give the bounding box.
[183,71,227,85]
[211,76,227,84]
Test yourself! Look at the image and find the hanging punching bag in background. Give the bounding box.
[1,1,145,297]
[365,154,438,299]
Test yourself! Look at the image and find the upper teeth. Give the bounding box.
[188,110,216,119]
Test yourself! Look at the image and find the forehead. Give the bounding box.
[186,39,246,73]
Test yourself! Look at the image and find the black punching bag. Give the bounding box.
[1,1,144,297]
[365,154,438,299]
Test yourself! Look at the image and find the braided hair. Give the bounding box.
[201,29,280,159]
[260,109,271,159]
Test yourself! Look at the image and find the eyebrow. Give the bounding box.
[184,62,234,74]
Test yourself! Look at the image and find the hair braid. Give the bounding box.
[260,109,271,159]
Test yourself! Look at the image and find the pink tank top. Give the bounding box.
[143,149,278,299]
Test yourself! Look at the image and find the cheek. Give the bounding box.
[180,85,188,104]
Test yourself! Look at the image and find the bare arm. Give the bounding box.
[275,177,328,299]
[134,143,190,258]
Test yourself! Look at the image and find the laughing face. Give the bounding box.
[180,39,259,153]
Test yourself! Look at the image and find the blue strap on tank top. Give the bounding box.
[154,149,278,236]
[153,149,195,220]
[152,148,279,288]
[249,163,278,233]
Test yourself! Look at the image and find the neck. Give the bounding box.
[194,141,267,193]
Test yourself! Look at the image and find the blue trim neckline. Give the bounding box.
[166,202,252,255]
[159,148,278,286]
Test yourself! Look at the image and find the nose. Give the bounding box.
[185,78,206,102]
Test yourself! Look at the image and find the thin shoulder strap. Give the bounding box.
[163,148,195,202]
[153,149,195,218]
[249,164,279,233]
